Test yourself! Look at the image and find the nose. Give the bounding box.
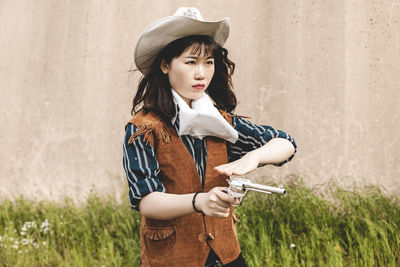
[194,65,205,80]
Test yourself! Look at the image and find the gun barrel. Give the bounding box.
[246,183,286,195]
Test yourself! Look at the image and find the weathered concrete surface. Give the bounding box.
[0,0,399,201]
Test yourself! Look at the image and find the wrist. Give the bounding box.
[192,192,203,214]
[247,149,261,165]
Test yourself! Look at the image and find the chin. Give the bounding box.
[191,92,204,101]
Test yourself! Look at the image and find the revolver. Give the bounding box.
[226,177,286,207]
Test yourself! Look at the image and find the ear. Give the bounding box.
[160,59,169,74]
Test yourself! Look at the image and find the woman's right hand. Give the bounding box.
[194,187,237,217]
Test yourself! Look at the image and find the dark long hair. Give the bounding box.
[131,35,236,122]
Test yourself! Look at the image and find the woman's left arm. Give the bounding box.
[215,137,295,176]
[214,116,296,176]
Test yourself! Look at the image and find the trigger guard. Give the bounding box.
[227,188,245,198]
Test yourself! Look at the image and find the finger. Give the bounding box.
[221,166,243,176]
[209,189,232,208]
[215,169,233,176]
[214,164,233,173]
[211,211,230,218]
[213,198,231,208]
[233,198,241,206]
[211,205,230,213]
[215,161,235,167]
[224,161,246,171]
[207,191,230,207]
[216,161,242,170]
[215,164,238,176]
[230,163,254,175]
[215,188,236,205]
[231,168,246,176]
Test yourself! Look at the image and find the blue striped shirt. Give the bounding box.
[123,114,297,211]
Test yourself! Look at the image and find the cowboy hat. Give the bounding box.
[134,7,230,74]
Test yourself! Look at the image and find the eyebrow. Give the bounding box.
[184,56,214,59]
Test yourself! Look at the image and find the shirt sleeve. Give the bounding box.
[228,116,297,166]
[123,123,165,211]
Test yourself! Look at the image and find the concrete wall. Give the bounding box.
[1,0,399,201]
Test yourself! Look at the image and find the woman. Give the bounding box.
[123,7,296,266]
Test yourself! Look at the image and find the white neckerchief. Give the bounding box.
[171,89,238,143]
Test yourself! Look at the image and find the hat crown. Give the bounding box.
[173,7,204,21]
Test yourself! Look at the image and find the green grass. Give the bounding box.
[237,179,400,266]
[0,178,399,266]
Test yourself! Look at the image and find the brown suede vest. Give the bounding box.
[127,110,241,267]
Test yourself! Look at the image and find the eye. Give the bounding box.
[206,60,214,65]
[186,61,196,65]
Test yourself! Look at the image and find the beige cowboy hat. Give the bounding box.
[134,7,231,74]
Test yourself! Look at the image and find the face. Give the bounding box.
[161,44,215,106]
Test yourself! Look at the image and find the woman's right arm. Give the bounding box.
[123,123,235,220]
[139,188,236,220]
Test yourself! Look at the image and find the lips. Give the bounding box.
[193,84,205,90]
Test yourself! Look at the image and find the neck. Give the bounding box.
[173,90,193,107]
[181,96,192,107]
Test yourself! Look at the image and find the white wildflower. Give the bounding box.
[40,219,50,234]
[11,244,18,249]
[290,243,296,249]
[23,221,37,229]
[42,241,47,246]
[22,239,29,246]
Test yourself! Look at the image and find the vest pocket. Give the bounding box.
[144,226,177,259]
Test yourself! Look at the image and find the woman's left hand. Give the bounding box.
[214,150,259,176]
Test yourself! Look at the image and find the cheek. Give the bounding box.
[168,72,182,89]
[207,67,215,80]
[168,69,187,87]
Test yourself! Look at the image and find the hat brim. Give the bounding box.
[134,15,230,74]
